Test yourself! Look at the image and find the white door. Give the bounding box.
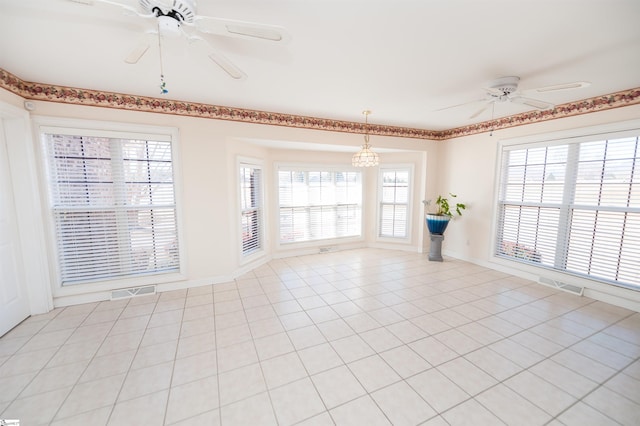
[0,119,30,336]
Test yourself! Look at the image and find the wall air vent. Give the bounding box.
[111,285,157,300]
[538,277,584,296]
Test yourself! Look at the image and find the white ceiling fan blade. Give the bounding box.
[208,51,247,80]
[470,102,494,119]
[187,35,247,79]
[124,32,157,64]
[124,42,150,64]
[511,96,554,110]
[530,81,591,93]
[433,98,486,112]
[193,16,288,42]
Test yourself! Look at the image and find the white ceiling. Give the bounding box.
[1,0,639,131]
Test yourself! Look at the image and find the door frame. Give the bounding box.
[0,99,52,316]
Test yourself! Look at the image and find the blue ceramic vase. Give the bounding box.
[426,214,451,235]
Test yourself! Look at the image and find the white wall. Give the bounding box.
[0,88,438,307]
[0,92,52,315]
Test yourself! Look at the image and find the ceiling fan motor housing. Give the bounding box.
[139,0,196,23]
[489,76,520,96]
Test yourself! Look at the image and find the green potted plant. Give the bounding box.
[426,193,466,235]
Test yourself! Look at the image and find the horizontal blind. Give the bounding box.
[44,134,179,285]
[496,135,640,289]
[496,145,568,266]
[565,137,640,284]
[239,165,262,255]
[379,169,409,238]
[278,169,362,243]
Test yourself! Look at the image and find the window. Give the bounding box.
[42,131,180,285]
[496,132,640,290]
[378,167,411,239]
[278,168,362,243]
[239,163,263,256]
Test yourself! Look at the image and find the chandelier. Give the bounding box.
[352,110,380,167]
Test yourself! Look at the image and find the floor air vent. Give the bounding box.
[538,277,584,296]
[111,285,156,300]
[319,246,337,253]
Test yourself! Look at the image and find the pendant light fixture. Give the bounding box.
[352,110,380,167]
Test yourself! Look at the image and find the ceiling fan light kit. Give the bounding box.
[352,110,380,168]
[157,15,182,36]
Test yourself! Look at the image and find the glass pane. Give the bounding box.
[526,147,547,164]
[579,140,607,161]
[507,149,527,166]
[605,137,638,160]
[278,170,362,243]
[45,134,179,285]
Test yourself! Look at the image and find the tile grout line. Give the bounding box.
[157,291,188,426]
[231,274,281,424]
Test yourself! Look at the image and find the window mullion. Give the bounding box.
[555,143,579,269]
[109,139,131,274]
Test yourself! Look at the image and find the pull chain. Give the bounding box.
[158,22,168,94]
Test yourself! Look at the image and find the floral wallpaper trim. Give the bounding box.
[1,68,639,140]
[439,88,640,139]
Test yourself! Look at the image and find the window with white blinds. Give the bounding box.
[496,133,640,290]
[278,169,362,244]
[379,168,411,238]
[42,132,180,285]
[239,164,263,256]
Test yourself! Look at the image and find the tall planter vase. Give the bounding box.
[426,214,451,261]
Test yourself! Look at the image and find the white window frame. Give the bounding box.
[275,163,364,248]
[238,157,265,263]
[492,119,640,292]
[34,117,185,297]
[377,164,413,242]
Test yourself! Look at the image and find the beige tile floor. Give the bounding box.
[1,248,639,425]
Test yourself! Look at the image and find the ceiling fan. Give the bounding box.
[437,76,591,119]
[69,0,289,81]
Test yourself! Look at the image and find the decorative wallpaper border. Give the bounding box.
[1,68,639,140]
[440,88,640,139]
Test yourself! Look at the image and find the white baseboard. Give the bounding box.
[273,241,367,259]
[52,247,639,313]
[52,273,237,308]
[369,242,422,253]
[443,249,640,313]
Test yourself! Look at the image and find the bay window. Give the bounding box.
[278,168,362,244]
